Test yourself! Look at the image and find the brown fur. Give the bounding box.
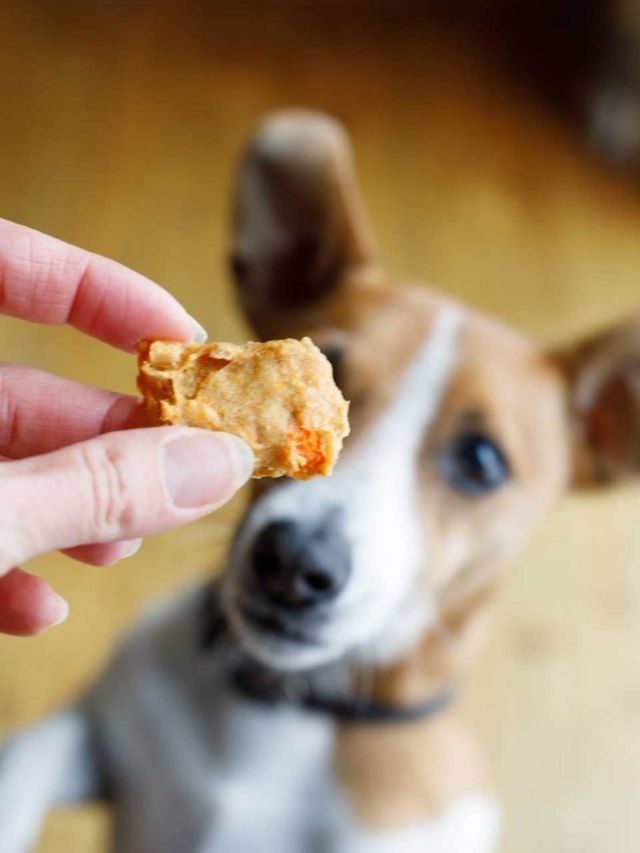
[335,710,492,829]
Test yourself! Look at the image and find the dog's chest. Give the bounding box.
[91,654,338,852]
[197,698,337,851]
[92,666,500,853]
[85,590,500,853]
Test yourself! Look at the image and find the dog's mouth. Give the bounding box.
[239,602,324,646]
[221,586,342,670]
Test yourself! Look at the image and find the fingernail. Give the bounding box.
[123,539,143,559]
[164,433,254,509]
[50,593,69,627]
[189,317,208,343]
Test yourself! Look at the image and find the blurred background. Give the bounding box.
[1,1,640,850]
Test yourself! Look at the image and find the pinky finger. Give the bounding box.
[62,539,143,567]
[0,568,69,637]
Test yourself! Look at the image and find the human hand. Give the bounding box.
[0,221,254,637]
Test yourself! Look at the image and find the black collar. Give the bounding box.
[231,659,455,724]
[199,584,455,725]
[299,686,454,723]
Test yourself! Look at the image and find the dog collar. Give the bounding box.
[198,584,455,725]
[298,686,455,723]
[231,659,455,724]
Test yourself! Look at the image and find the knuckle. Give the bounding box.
[0,367,16,456]
[78,441,136,540]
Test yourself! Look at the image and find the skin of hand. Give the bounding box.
[0,220,255,637]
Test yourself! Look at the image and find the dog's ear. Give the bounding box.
[229,111,377,339]
[554,312,640,486]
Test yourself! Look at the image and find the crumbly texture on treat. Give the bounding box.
[137,337,350,479]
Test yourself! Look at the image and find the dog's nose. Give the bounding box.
[251,519,351,609]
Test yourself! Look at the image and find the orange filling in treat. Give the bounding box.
[291,426,327,477]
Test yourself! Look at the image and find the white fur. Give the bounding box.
[224,307,462,669]
[0,710,99,851]
[331,794,501,853]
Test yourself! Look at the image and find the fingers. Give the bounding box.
[0,568,68,636]
[62,540,143,567]
[0,426,254,575]
[0,364,143,459]
[0,220,206,352]
[0,540,142,639]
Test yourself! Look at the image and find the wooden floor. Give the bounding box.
[2,2,640,851]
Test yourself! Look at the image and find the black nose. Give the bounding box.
[251,519,351,609]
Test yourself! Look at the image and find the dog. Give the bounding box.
[1,111,639,853]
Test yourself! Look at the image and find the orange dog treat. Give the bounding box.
[137,338,350,479]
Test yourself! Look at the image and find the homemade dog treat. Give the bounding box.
[137,337,350,479]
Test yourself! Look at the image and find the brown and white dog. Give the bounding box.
[1,111,640,853]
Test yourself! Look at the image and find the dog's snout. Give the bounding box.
[251,519,351,609]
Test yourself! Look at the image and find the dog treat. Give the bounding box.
[137,337,350,479]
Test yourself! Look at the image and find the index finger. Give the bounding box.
[0,220,206,352]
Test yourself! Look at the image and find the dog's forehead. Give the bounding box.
[324,280,553,400]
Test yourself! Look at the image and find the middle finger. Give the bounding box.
[0,363,142,459]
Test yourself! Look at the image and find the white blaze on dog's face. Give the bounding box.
[222,110,640,673]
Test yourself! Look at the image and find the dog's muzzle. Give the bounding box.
[225,511,354,664]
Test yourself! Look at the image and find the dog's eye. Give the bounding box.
[440,432,510,496]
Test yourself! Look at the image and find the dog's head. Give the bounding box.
[221,111,640,677]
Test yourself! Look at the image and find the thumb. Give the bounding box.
[0,426,254,573]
